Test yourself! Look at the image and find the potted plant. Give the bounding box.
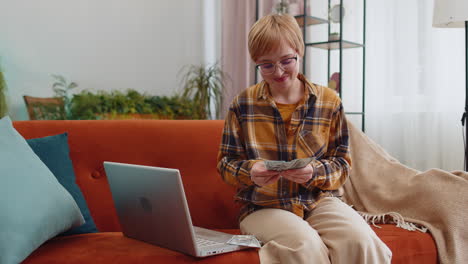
[69,89,145,120]
[52,74,78,119]
[69,89,195,120]
[0,66,7,118]
[179,63,225,120]
[274,0,290,14]
[329,32,340,41]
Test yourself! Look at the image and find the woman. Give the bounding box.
[217,14,391,264]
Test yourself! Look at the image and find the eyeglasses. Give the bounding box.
[255,56,298,75]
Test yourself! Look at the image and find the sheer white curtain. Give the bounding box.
[220,0,256,118]
[365,0,465,171]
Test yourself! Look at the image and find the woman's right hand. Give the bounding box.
[250,161,281,187]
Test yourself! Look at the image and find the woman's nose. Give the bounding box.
[272,64,285,76]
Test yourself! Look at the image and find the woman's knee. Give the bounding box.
[336,226,390,257]
[343,228,377,248]
[279,228,325,250]
[240,208,326,250]
[260,229,330,263]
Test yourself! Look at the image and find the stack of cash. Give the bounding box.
[227,235,262,248]
[265,157,314,171]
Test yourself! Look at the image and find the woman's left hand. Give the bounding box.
[280,164,313,184]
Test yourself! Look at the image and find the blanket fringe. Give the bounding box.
[357,211,428,233]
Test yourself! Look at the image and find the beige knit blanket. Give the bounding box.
[342,122,468,264]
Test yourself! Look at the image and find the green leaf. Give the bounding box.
[0,69,7,118]
[68,82,78,89]
[52,83,64,89]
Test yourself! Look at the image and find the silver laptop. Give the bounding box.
[103,161,248,257]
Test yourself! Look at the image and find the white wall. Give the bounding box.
[0,0,219,120]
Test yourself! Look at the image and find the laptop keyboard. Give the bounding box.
[196,237,224,247]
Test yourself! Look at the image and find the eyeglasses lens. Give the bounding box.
[259,57,297,75]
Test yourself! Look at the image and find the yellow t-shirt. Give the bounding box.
[276,102,299,134]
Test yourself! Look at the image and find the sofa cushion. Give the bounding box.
[23,230,260,264]
[22,226,437,264]
[372,225,437,264]
[27,133,98,235]
[0,116,84,264]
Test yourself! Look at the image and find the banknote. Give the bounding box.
[264,157,314,171]
[226,235,262,248]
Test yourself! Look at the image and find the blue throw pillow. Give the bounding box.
[27,133,98,235]
[0,116,84,264]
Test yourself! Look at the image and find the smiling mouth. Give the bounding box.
[274,76,288,82]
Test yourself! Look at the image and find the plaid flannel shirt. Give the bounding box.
[217,74,351,222]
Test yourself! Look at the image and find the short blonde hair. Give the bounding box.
[248,14,304,62]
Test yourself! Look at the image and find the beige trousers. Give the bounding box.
[240,197,392,264]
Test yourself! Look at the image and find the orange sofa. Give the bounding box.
[14,120,437,263]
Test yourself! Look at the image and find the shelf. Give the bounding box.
[344,112,365,115]
[294,15,328,27]
[306,40,364,50]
